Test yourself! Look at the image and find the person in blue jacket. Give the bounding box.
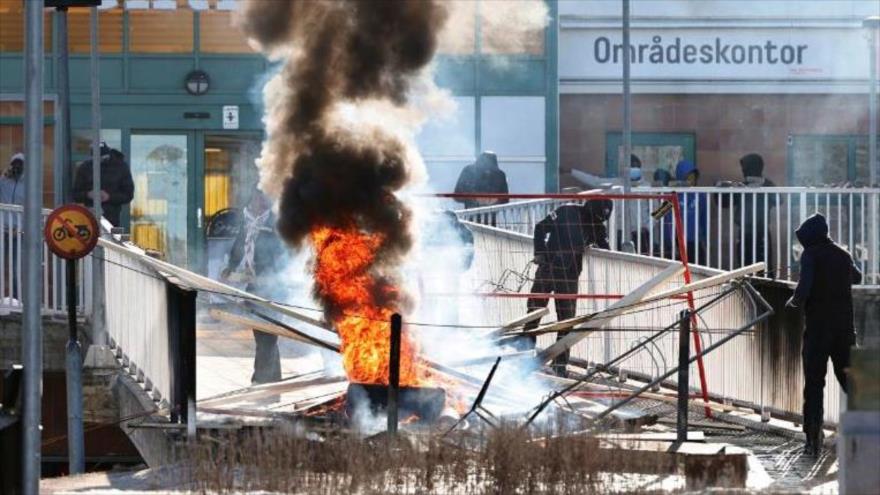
[787,213,862,456]
[662,160,708,266]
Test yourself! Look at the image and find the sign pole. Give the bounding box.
[22,1,45,493]
[90,5,107,347]
[44,203,99,477]
[65,259,85,474]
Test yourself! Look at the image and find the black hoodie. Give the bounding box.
[453,151,509,209]
[790,213,862,334]
[73,148,135,227]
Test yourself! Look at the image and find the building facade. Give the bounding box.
[0,0,559,270]
[558,0,879,188]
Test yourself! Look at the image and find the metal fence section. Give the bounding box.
[465,221,842,424]
[101,240,171,404]
[0,202,91,315]
[457,187,880,286]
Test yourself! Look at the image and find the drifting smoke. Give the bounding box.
[238,0,449,385]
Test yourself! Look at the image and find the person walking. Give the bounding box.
[221,191,286,384]
[520,199,612,377]
[73,142,135,227]
[786,213,862,456]
[453,151,508,225]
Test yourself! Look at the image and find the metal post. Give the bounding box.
[620,0,634,252]
[387,313,402,435]
[55,7,72,204]
[90,6,106,345]
[65,260,84,474]
[22,1,45,493]
[676,309,690,442]
[865,17,879,187]
[166,283,197,438]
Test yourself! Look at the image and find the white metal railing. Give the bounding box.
[0,203,92,315]
[466,222,843,423]
[101,238,170,404]
[457,187,880,285]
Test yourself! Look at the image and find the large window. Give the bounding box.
[436,0,545,56]
[129,9,193,53]
[67,6,123,53]
[0,101,56,207]
[0,0,53,53]
[200,10,254,54]
[605,132,695,180]
[789,135,874,186]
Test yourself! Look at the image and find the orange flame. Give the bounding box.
[311,224,427,386]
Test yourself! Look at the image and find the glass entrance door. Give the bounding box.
[202,133,262,280]
[129,132,194,267]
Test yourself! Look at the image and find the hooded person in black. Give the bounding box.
[520,199,612,376]
[73,143,135,227]
[718,153,777,273]
[453,151,509,217]
[786,213,862,456]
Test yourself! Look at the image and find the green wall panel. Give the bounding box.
[434,56,475,93]
[129,57,195,92]
[68,57,124,92]
[478,58,546,95]
[198,57,266,94]
[0,55,55,93]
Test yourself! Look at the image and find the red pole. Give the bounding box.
[670,194,713,418]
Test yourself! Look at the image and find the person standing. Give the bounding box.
[786,213,862,457]
[0,152,25,205]
[221,191,286,384]
[662,159,708,266]
[73,143,134,227]
[1,153,25,302]
[718,153,778,273]
[520,199,612,377]
[453,151,508,225]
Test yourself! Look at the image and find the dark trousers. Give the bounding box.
[802,331,852,442]
[246,281,282,385]
[522,261,580,372]
[251,329,281,384]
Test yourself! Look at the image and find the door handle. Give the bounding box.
[197,207,203,229]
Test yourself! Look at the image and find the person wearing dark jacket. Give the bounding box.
[719,153,777,273]
[786,213,862,456]
[661,160,708,265]
[73,143,135,227]
[453,151,509,225]
[220,192,288,384]
[521,199,612,377]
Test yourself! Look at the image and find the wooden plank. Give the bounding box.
[597,431,705,442]
[486,308,550,338]
[209,308,319,346]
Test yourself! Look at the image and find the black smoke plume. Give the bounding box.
[238,0,448,312]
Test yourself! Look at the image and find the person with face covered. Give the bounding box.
[786,213,862,456]
[453,151,509,226]
[717,153,778,273]
[0,152,25,205]
[661,159,708,266]
[73,143,134,227]
[520,199,613,377]
[221,191,287,384]
[1,153,25,301]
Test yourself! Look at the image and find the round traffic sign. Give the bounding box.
[43,204,99,260]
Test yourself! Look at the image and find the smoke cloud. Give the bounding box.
[238,0,449,321]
